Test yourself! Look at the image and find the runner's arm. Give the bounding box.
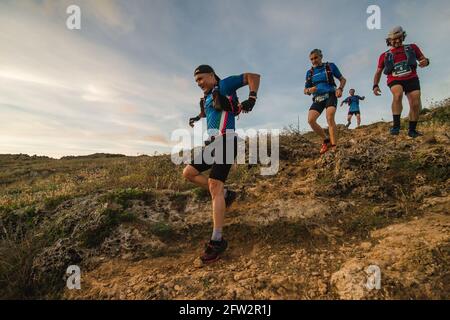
[199,98,206,117]
[373,68,383,85]
[241,73,261,112]
[337,77,346,90]
[330,63,345,96]
[336,76,346,98]
[189,98,206,127]
[373,68,383,95]
[413,45,430,68]
[243,73,260,95]
[304,70,316,95]
[304,87,312,95]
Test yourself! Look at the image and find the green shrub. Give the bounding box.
[102,188,155,208]
[149,222,175,240]
[81,208,137,248]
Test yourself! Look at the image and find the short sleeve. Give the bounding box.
[220,74,245,96]
[330,63,342,79]
[305,70,313,88]
[411,44,425,60]
[377,53,386,69]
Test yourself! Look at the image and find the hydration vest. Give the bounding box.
[208,85,242,116]
[306,62,336,88]
[383,44,417,75]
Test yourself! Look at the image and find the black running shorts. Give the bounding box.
[309,92,338,114]
[388,77,421,94]
[190,135,238,183]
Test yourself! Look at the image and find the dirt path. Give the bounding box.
[66,206,450,300]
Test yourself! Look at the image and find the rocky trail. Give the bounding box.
[66,212,449,300]
[1,104,449,300]
[67,111,449,300]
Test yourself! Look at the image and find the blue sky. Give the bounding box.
[0,0,449,158]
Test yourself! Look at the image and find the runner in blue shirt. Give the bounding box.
[341,89,365,128]
[184,65,260,264]
[304,49,346,154]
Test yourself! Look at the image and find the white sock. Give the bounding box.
[211,228,223,241]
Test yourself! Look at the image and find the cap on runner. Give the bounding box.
[194,65,221,82]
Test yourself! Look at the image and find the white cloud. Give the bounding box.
[0,0,448,157]
[0,1,199,157]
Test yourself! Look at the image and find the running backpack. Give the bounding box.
[209,85,242,116]
[306,62,336,88]
[383,44,417,75]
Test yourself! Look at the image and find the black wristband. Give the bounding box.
[373,84,380,90]
[249,91,257,99]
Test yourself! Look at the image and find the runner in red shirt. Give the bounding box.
[372,26,430,138]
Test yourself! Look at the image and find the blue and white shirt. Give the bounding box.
[204,74,245,136]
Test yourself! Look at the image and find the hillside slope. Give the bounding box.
[1,102,449,300]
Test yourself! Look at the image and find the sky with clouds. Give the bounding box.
[1,0,449,158]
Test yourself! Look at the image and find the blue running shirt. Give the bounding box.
[305,63,342,96]
[204,74,245,136]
